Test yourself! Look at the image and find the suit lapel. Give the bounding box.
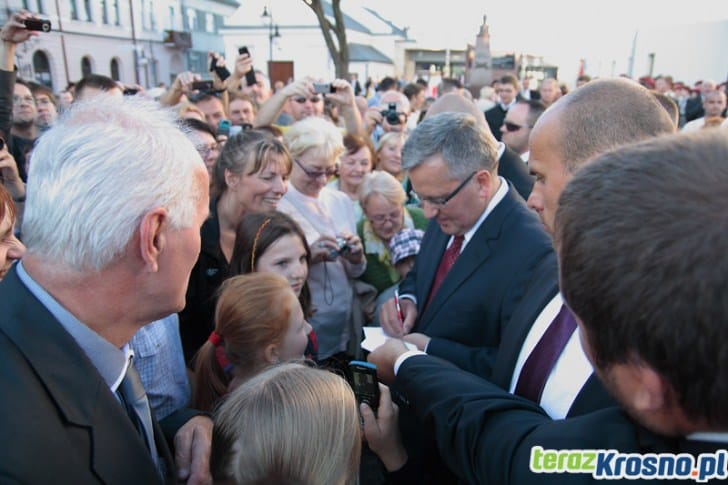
[491,254,559,388]
[0,268,164,483]
[419,189,519,329]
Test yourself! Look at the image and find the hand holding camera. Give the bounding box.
[1,11,45,44]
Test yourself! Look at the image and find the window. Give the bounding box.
[83,0,93,21]
[100,0,108,24]
[168,6,175,30]
[32,51,52,87]
[205,13,214,33]
[110,58,120,81]
[141,0,149,29]
[70,0,79,20]
[112,0,120,25]
[81,56,93,78]
[185,8,197,31]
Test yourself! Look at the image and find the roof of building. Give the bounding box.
[348,43,393,64]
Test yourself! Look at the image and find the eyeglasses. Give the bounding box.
[293,96,322,104]
[414,171,478,208]
[13,95,35,105]
[369,209,403,225]
[294,158,337,179]
[197,143,220,158]
[503,121,533,132]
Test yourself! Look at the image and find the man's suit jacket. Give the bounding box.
[397,354,727,484]
[399,187,553,371]
[0,267,176,484]
[489,252,615,417]
[498,146,533,200]
[484,104,507,141]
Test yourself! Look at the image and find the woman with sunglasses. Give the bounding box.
[278,116,366,367]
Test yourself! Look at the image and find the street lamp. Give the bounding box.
[261,6,281,63]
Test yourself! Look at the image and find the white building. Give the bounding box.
[2,0,238,92]
[220,0,408,84]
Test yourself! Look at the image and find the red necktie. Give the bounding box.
[426,235,464,307]
[514,304,578,403]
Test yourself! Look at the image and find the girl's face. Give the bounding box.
[277,291,312,361]
[255,233,308,296]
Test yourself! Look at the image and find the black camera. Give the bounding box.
[381,102,402,125]
[328,235,351,259]
[190,80,214,91]
[24,18,52,32]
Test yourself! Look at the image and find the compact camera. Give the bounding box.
[381,102,402,125]
[313,82,336,94]
[328,235,351,259]
[190,80,214,91]
[24,18,52,32]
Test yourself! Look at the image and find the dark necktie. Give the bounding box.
[514,304,578,403]
[426,235,465,307]
[118,357,159,468]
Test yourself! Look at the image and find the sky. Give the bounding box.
[356,0,728,85]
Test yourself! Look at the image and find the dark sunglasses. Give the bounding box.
[294,96,322,104]
[503,121,533,132]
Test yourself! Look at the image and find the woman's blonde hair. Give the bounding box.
[192,273,297,412]
[212,363,361,485]
[283,116,344,162]
[358,170,406,209]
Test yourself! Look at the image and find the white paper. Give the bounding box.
[361,327,417,352]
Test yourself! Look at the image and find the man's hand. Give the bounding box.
[379,297,416,338]
[367,338,410,385]
[174,415,213,485]
[1,10,39,44]
[403,332,430,351]
[361,384,408,472]
[0,148,24,200]
[363,107,383,134]
[326,79,354,107]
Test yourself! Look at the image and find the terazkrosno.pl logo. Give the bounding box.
[530,446,728,482]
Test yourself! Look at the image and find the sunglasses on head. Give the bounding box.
[503,121,533,132]
[294,96,322,104]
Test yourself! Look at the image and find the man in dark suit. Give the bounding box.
[379,111,552,370]
[485,74,520,141]
[370,130,728,483]
[0,69,213,482]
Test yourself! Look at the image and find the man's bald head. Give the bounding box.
[425,93,495,142]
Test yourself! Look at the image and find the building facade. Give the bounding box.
[2,0,238,92]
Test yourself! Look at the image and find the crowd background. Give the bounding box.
[2,8,727,485]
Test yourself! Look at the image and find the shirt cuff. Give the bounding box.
[399,293,417,305]
[393,349,426,375]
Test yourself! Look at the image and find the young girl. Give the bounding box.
[230,210,318,358]
[192,273,312,412]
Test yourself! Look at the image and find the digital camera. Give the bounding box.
[381,102,402,125]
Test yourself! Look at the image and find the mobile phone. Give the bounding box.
[238,46,258,87]
[217,119,231,138]
[24,18,52,32]
[313,82,335,94]
[122,87,139,96]
[209,55,231,82]
[191,80,214,91]
[347,361,380,416]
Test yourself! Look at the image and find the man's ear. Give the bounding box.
[475,169,493,199]
[139,208,169,273]
[627,364,667,412]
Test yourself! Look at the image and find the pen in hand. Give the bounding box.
[394,289,404,324]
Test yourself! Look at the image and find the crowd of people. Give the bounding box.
[1,9,727,485]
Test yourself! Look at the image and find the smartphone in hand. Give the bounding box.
[239,46,258,87]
